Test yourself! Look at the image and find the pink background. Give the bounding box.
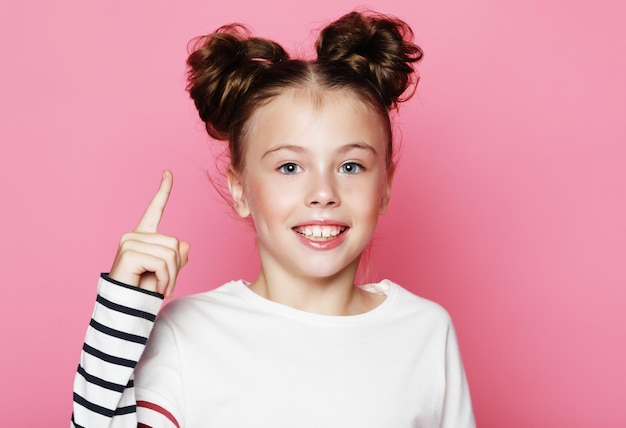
[1,0,624,426]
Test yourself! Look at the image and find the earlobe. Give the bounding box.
[379,167,395,214]
[227,167,251,218]
[379,187,391,214]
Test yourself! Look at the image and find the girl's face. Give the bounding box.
[228,89,392,283]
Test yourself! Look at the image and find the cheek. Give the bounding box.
[244,178,296,224]
[344,177,387,213]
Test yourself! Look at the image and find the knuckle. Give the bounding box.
[157,257,169,270]
[162,235,180,249]
[118,238,136,252]
[120,232,135,242]
[168,250,179,266]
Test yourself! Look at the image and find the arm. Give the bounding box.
[71,171,189,428]
[71,275,165,428]
[440,322,476,428]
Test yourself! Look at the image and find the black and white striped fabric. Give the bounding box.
[71,274,164,428]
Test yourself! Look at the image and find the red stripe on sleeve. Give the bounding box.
[137,400,180,428]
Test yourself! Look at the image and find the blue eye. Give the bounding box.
[278,163,302,175]
[339,162,363,174]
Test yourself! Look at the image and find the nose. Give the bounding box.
[306,170,340,208]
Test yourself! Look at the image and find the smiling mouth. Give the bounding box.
[293,225,347,241]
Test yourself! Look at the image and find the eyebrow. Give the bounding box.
[262,142,378,159]
[262,144,306,159]
[339,142,378,155]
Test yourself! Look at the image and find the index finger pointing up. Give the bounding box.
[135,170,174,233]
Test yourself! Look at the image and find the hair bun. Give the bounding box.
[316,11,423,109]
[187,25,289,140]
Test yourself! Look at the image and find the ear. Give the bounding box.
[227,166,251,218]
[378,165,395,214]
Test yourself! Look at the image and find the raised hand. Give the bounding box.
[109,170,190,297]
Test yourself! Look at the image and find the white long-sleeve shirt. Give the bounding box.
[72,275,475,427]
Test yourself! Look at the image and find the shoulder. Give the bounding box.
[366,280,459,353]
[378,279,453,327]
[156,280,249,323]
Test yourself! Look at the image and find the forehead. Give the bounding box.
[245,88,387,149]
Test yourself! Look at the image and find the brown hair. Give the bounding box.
[186,11,423,173]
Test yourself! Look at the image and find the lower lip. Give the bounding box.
[293,229,348,251]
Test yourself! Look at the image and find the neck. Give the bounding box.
[249,258,379,316]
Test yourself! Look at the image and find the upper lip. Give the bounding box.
[292,219,349,228]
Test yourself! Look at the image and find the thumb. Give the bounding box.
[179,241,191,269]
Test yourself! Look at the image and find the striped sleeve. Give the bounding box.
[71,274,175,428]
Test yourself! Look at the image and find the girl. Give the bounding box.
[72,10,475,428]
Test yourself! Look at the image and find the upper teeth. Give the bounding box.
[295,225,345,238]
